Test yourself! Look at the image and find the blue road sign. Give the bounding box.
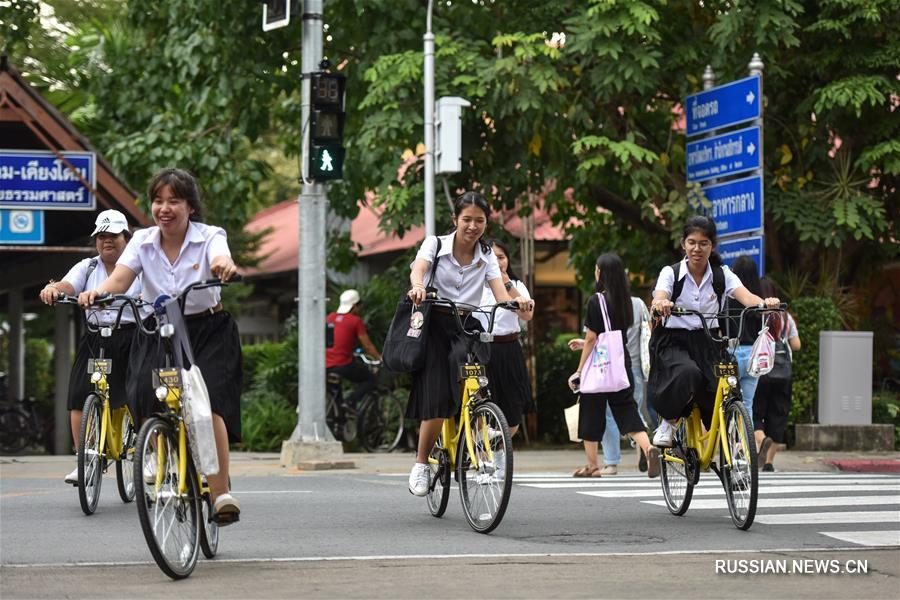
[0,150,96,210]
[701,175,763,237]
[719,235,764,277]
[686,125,760,183]
[0,209,44,244]
[686,76,761,137]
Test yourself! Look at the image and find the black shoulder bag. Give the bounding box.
[381,237,442,373]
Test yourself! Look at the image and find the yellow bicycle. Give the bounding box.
[55,295,137,515]
[105,278,233,579]
[422,295,519,534]
[656,305,786,530]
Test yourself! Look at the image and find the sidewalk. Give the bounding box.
[2,448,898,479]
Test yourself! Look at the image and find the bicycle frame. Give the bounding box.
[436,364,492,473]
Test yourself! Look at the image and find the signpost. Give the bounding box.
[686,76,761,137]
[685,125,760,183]
[0,150,96,211]
[0,209,44,244]
[700,174,763,237]
[718,235,764,277]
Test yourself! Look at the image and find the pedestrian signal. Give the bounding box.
[309,72,346,181]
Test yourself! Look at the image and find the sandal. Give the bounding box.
[573,465,599,477]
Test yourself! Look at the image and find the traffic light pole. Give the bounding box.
[281,0,346,467]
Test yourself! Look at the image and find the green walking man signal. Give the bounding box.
[309,71,346,181]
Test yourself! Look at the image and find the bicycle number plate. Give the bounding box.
[152,368,182,388]
[714,363,738,378]
[87,359,112,374]
[459,364,485,379]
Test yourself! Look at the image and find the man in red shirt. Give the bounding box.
[326,289,382,406]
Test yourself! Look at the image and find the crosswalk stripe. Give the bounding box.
[514,473,898,481]
[517,477,896,487]
[523,481,900,490]
[641,495,900,510]
[819,530,900,547]
[577,484,900,498]
[753,511,900,525]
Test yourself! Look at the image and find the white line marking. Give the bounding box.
[515,476,900,484]
[754,511,900,525]
[641,495,900,509]
[578,484,900,498]
[523,481,900,490]
[3,546,893,569]
[234,491,312,494]
[819,530,900,547]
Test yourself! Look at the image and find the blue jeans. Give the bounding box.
[601,366,648,465]
[733,344,759,425]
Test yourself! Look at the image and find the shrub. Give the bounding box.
[535,333,581,443]
[872,391,899,451]
[238,388,297,452]
[242,342,284,393]
[789,296,842,424]
[25,338,54,415]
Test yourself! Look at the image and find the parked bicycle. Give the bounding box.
[326,350,404,452]
[0,388,51,455]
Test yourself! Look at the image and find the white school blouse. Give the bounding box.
[118,222,231,315]
[476,279,530,335]
[653,258,743,330]
[412,233,501,308]
[62,257,144,325]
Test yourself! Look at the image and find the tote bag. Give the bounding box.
[181,365,219,476]
[382,237,442,373]
[747,322,776,378]
[564,399,581,442]
[639,302,652,380]
[580,293,630,394]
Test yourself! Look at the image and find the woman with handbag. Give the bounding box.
[724,255,765,423]
[79,168,242,524]
[566,253,659,479]
[753,278,801,471]
[649,216,781,448]
[405,192,533,497]
[475,239,534,439]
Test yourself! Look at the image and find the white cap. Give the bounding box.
[336,289,360,314]
[90,209,130,237]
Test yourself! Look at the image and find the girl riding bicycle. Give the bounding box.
[79,168,242,524]
[649,216,780,448]
[39,210,142,485]
[406,192,533,497]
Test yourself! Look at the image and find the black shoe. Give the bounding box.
[758,436,773,465]
[762,463,775,472]
[638,448,648,472]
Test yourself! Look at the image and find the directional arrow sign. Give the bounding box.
[686,125,760,183]
[686,76,761,137]
[701,175,763,237]
[719,235,764,277]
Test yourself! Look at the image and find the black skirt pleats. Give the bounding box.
[406,312,485,420]
[648,328,721,423]
[127,311,243,443]
[67,327,136,411]
[753,376,792,443]
[485,339,533,427]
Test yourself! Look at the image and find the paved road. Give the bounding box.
[2,454,899,598]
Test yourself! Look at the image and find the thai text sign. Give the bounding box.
[685,76,761,137]
[719,235,764,277]
[686,126,760,183]
[701,175,763,237]
[0,150,96,210]
[0,210,44,244]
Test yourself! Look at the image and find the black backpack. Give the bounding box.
[670,261,726,312]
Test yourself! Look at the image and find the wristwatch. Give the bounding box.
[504,281,513,291]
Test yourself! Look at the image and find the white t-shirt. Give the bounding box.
[62,256,144,324]
[412,233,501,308]
[118,221,231,315]
[653,258,743,330]
[476,279,531,336]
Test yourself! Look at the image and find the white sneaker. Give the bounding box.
[652,421,675,448]
[408,463,430,496]
[143,453,158,484]
[64,464,78,486]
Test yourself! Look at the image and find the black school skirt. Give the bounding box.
[127,311,243,443]
[648,328,721,423]
[66,326,136,411]
[406,311,488,421]
[486,338,533,428]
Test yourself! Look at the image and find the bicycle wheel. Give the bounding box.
[0,409,30,454]
[359,390,405,452]
[199,485,219,559]
[457,401,513,534]
[720,400,758,530]
[426,435,450,518]
[660,420,694,516]
[134,417,201,580]
[77,394,104,515]
[115,408,136,503]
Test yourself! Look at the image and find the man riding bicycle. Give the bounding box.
[326,289,382,407]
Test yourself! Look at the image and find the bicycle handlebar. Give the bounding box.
[654,304,788,345]
[54,293,150,334]
[421,292,520,339]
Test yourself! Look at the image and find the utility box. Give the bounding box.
[818,331,873,425]
[434,96,470,174]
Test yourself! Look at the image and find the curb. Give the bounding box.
[823,459,900,474]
